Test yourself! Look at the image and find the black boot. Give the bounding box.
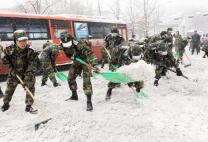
[25,105,38,114]
[70,91,78,100]
[176,68,183,76]
[105,88,112,101]
[53,82,61,87]
[1,103,10,112]
[154,79,159,86]
[41,82,47,86]
[86,95,93,111]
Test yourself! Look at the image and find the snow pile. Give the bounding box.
[117,60,155,81]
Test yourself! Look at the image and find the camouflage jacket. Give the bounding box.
[62,38,98,66]
[110,46,131,70]
[174,34,183,48]
[128,40,144,56]
[40,43,60,65]
[104,33,124,53]
[202,41,208,52]
[2,44,38,75]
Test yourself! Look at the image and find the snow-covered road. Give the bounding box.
[0,51,208,142]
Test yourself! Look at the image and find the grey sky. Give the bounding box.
[1,0,208,19]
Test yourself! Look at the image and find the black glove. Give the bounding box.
[176,68,182,76]
[154,79,159,86]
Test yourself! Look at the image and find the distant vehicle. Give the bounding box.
[0,13,128,75]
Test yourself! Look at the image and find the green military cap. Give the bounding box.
[14,30,28,41]
[60,31,73,43]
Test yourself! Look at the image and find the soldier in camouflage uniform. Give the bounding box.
[104,26,125,69]
[128,35,144,61]
[202,39,208,58]
[105,44,144,101]
[1,30,38,113]
[60,31,99,111]
[143,31,183,86]
[174,31,188,63]
[39,41,60,87]
[0,44,4,97]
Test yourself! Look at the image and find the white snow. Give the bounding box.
[0,50,208,142]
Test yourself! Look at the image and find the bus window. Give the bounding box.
[0,17,14,41]
[88,22,104,38]
[50,20,71,39]
[73,22,89,39]
[54,28,68,39]
[103,24,115,37]
[15,18,50,40]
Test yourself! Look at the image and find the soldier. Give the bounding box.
[143,31,183,86]
[60,31,99,111]
[0,43,4,97]
[174,31,184,62]
[166,28,174,51]
[104,26,125,69]
[39,41,61,87]
[128,34,144,61]
[202,39,208,58]
[105,45,144,101]
[191,30,201,55]
[1,30,38,113]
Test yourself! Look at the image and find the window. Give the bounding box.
[103,24,115,37]
[54,29,68,39]
[88,22,116,38]
[12,18,50,40]
[88,22,104,38]
[51,20,70,27]
[51,20,71,39]
[0,17,14,41]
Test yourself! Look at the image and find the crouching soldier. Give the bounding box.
[60,31,99,111]
[1,30,38,113]
[40,41,61,87]
[105,45,144,101]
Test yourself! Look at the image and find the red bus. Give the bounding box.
[0,13,128,75]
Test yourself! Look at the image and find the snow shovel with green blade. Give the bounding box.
[55,71,68,81]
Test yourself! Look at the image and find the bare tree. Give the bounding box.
[18,0,58,14]
[127,0,138,37]
[142,0,157,36]
[107,0,121,20]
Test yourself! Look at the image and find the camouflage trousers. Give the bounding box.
[155,66,167,80]
[108,81,144,91]
[41,61,57,84]
[3,72,35,105]
[155,54,178,80]
[68,62,92,96]
[101,47,110,68]
[0,86,3,95]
